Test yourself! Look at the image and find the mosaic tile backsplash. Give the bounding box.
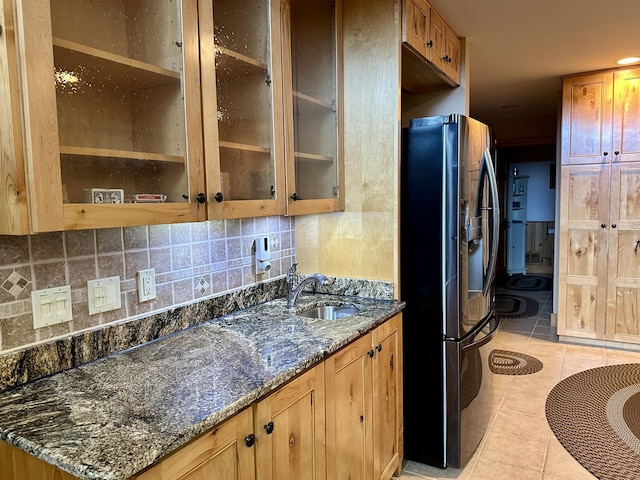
[0,216,295,354]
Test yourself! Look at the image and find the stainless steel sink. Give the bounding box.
[298,305,361,320]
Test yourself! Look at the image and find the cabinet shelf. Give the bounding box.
[295,152,334,162]
[60,146,185,164]
[53,37,181,91]
[293,91,335,110]
[219,141,270,154]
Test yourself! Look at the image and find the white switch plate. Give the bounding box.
[137,268,156,302]
[32,285,72,329]
[87,276,121,315]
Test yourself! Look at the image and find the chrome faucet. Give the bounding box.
[286,262,330,308]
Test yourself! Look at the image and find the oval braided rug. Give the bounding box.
[546,364,640,480]
[489,349,543,375]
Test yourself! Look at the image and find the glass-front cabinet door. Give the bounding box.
[15,0,205,232]
[282,0,343,215]
[199,0,286,219]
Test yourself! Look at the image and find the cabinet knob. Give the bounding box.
[612,224,617,229]
[291,193,299,201]
[196,192,206,204]
[214,192,224,203]
[601,224,606,228]
[376,343,382,352]
[0,25,3,36]
[615,151,620,156]
[368,349,375,358]
[426,40,433,48]
[603,151,609,156]
[244,433,256,447]
[264,421,275,434]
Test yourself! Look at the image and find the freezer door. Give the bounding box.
[444,312,499,468]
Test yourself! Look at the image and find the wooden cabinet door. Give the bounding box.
[254,364,326,480]
[428,7,447,75]
[15,0,206,231]
[198,0,286,220]
[612,68,640,163]
[325,333,373,480]
[561,72,614,165]
[442,25,461,85]
[134,408,256,480]
[606,163,640,343]
[402,0,431,58]
[558,165,610,339]
[371,315,402,480]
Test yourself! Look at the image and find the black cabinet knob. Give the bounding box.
[426,40,433,48]
[214,192,224,202]
[376,344,382,352]
[196,192,206,204]
[612,224,617,228]
[601,224,606,228]
[615,151,620,156]
[291,193,299,201]
[264,421,274,434]
[245,433,255,447]
[368,349,375,358]
[603,151,609,156]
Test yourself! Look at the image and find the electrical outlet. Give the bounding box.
[32,285,73,329]
[137,268,156,302]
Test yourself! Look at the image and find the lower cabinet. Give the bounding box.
[324,314,402,480]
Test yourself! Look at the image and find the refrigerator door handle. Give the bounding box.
[461,314,500,352]
[480,148,500,298]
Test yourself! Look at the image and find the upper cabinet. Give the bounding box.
[199,0,286,219]
[199,0,343,219]
[282,0,344,215]
[561,67,640,165]
[12,0,206,233]
[0,0,343,234]
[401,0,461,92]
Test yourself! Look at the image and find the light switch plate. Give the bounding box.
[32,285,73,329]
[87,276,121,315]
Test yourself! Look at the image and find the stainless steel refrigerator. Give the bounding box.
[401,114,500,468]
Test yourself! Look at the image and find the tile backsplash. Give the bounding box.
[0,216,295,354]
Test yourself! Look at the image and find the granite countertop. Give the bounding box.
[0,293,404,480]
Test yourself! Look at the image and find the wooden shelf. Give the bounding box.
[293,91,334,110]
[218,141,270,154]
[215,45,267,70]
[59,146,185,164]
[295,152,334,162]
[53,38,181,90]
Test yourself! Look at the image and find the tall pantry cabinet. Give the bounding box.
[558,67,640,344]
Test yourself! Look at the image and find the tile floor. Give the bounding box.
[396,282,640,480]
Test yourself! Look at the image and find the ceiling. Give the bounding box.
[428,0,640,133]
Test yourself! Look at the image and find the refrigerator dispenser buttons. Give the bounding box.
[88,276,121,315]
[32,285,73,328]
[255,236,271,275]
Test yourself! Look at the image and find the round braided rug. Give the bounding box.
[546,364,640,480]
[489,349,543,375]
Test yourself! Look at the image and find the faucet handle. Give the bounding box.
[287,262,298,276]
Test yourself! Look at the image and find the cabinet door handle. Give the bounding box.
[244,433,256,447]
[368,349,375,358]
[603,151,609,156]
[376,343,382,352]
[615,151,620,156]
[426,40,433,48]
[214,192,224,202]
[264,421,275,434]
[601,224,606,228]
[612,224,617,229]
[291,193,299,201]
[196,192,207,204]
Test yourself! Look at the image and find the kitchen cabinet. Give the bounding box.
[282,0,344,215]
[325,314,402,480]
[561,68,640,166]
[199,0,343,219]
[401,0,461,92]
[254,364,326,480]
[0,439,78,479]
[557,162,640,344]
[134,408,256,480]
[7,0,207,233]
